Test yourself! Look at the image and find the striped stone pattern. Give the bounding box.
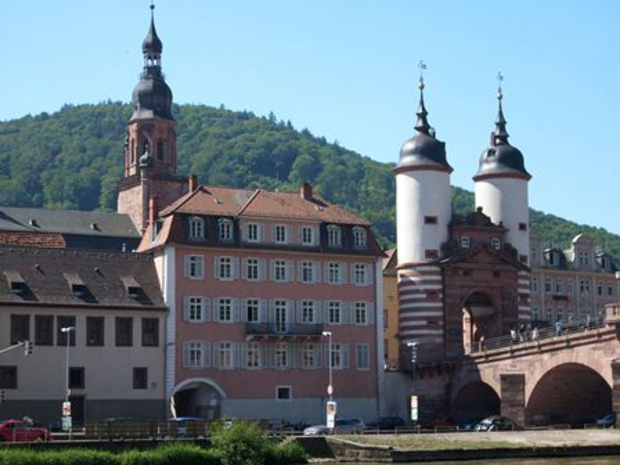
[517,270,532,322]
[398,264,444,344]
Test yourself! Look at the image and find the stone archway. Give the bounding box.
[462,291,497,351]
[526,363,611,427]
[452,381,500,423]
[172,378,226,420]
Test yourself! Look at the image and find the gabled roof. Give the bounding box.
[160,185,372,226]
[0,246,165,309]
[440,243,527,270]
[382,249,398,276]
[0,207,140,239]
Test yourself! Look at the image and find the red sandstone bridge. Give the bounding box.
[448,303,620,427]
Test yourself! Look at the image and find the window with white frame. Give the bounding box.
[354,302,368,325]
[273,259,288,282]
[353,227,367,249]
[183,341,207,368]
[328,301,341,324]
[300,343,318,369]
[353,264,368,286]
[217,298,233,322]
[185,297,208,322]
[301,300,315,323]
[246,342,261,369]
[184,255,204,279]
[544,278,552,293]
[216,256,234,280]
[246,223,261,242]
[531,277,539,293]
[567,279,574,295]
[330,343,346,369]
[491,237,501,250]
[274,225,288,244]
[244,258,260,281]
[531,246,538,263]
[545,308,553,322]
[555,278,563,294]
[276,386,292,401]
[301,226,315,246]
[245,299,260,323]
[327,225,342,248]
[608,283,615,297]
[218,342,234,369]
[327,262,342,285]
[274,342,288,369]
[355,344,370,370]
[580,280,590,296]
[188,216,205,240]
[300,261,315,283]
[218,219,233,242]
[461,236,471,248]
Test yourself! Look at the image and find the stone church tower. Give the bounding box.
[118,4,187,232]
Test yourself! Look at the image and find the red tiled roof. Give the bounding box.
[160,184,371,226]
[0,232,66,248]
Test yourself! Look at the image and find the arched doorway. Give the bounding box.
[452,381,500,423]
[526,363,611,426]
[172,379,226,421]
[462,292,496,351]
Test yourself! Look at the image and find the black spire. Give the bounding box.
[414,78,432,135]
[493,86,509,146]
[143,4,163,59]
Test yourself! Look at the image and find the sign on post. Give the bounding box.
[62,416,72,432]
[62,401,71,417]
[326,400,337,429]
[410,395,418,422]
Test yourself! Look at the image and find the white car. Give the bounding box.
[334,418,365,434]
[303,424,330,436]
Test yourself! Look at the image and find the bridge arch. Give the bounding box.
[171,377,227,420]
[525,363,611,426]
[451,380,500,423]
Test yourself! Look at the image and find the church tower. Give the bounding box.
[118,4,186,232]
[393,71,453,357]
[474,81,532,322]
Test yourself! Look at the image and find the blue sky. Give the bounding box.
[2,1,619,235]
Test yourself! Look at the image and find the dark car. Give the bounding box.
[474,415,518,432]
[366,416,406,431]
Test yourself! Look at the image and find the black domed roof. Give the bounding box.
[143,7,163,55]
[474,98,530,180]
[131,76,173,120]
[396,86,452,173]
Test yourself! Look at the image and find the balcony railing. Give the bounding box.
[245,323,324,338]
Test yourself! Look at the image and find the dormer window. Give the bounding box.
[327,225,342,248]
[491,237,501,250]
[353,227,367,250]
[188,216,205,241]
[121,276,143,300]
[5,270,29,297]
[65,273,96,302]
[218,218,233,242]
[461,236,471,249]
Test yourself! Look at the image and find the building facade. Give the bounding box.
[137,184,385,424]
[0,246,166,424]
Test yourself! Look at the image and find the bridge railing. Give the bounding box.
[468,319,607,354]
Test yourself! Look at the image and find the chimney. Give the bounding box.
[148,196,159,228]
[188,175,198,192]
[300,182,313,200]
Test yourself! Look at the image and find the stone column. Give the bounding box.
[500,374,525,426]
[611,360,620,426]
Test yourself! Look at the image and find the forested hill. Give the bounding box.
[0,102,619,261]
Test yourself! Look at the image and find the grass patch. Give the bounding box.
[344,434,525,451]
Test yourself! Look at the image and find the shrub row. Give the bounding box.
[0,421,307,465]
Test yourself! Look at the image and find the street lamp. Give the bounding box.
[322,331,333,400]
[60,326,75,402]
[406,342,419,423]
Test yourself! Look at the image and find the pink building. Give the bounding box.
[138,184,385,423]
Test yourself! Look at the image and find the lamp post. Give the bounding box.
[406,342,419,423]
[60,326,75,435]
[322,331,333,400]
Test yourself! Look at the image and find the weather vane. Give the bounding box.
[496,71,504,100]
[418,60,427,89]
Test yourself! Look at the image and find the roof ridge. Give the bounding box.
[237,188,262,216]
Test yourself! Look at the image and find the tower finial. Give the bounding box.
[414,60,431,134]
[493,72,509,145]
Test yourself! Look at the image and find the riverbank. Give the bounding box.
[301,429,620,462]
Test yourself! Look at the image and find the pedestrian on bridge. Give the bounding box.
[531,326,539,341]
[555,319,562,337]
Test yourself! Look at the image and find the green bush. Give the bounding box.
[264,440,308,465]
[210,420,269,465]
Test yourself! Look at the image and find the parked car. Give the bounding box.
[303,424,330,436]
[420,418,457,429]
[596,413,616,428]
[0,419,52,442]
[474,415,518,432]
[334,418,365,434]
[169,417,205,437]
[458,418,483,431]
[366,416,406,431]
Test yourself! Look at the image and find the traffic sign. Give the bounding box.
[327,384,333,396]
[62,401,71,417]
[62,416,72,432]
